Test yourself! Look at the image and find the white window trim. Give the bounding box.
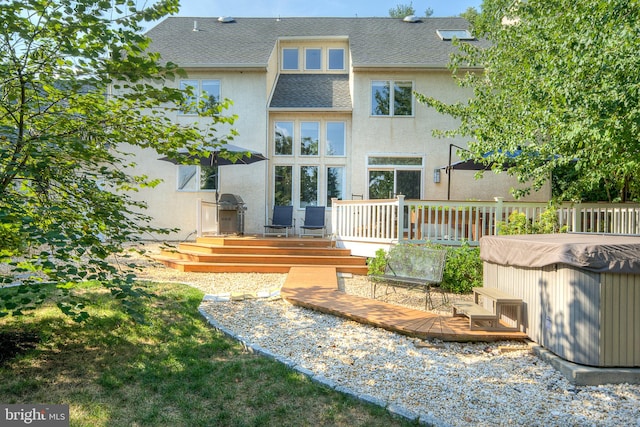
[365,154,425,199]
[370,80,415,117]
[176,165,218,192]
[325,121,346,157]
[327,48,346,71]
[178,79,221,116]
[282,47,299,71]
[304,47,322,71]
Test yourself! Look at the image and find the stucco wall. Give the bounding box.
[125,70,269,240]
[350,70,550,202]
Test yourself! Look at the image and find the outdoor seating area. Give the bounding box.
[263,205,294,237]
[370,244,448,310]
[299,206,327,238]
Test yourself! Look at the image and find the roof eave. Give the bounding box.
[352,64,483,72]
[268,107,353,112]
[178,64,268,71]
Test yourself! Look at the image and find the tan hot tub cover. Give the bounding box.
[480,233,640,274]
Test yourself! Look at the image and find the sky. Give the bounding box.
[167,0,483,19]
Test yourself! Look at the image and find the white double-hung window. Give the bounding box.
[371,80,413,116]
[179,79,220,114]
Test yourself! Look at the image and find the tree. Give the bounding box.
[389,2,433,18]
[0,0,237,319]
[460,7,480,26]
[416,0,640,202]
[389,2,415,18]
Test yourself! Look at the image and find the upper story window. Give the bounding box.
[305,48,322,70]
[328,48,345,70]
[371,80,413,116]
[275,121,294,155]
[326,122,345,156]
[179,79,220,115]
[300,122,319,155]
[281,46,347,72]
[274,120,346,157]
[282,48,299,70]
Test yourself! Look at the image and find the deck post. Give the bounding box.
[397,195,405,242]
[331,197,338,237]
[572,203,582,233]
[494,197,503,235]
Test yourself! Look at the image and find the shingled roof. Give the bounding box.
[270,74,351,109]
[146,17,480,69]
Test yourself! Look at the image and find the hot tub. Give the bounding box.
[481,233,640,367]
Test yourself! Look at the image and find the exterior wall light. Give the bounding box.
[433,168,441,183]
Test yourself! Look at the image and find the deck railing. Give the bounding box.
[331,197,640,246]
[196,197,640,243]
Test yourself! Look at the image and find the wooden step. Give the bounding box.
[177,242,352,256]
[155,257,369,275]
[155,236,369,275]
[452,301,498,331]
[196,236,332,248]
[159,251,367,266]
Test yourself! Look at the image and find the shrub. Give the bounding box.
[441,243,482,294]
[367,248,387,276]
[498,204,568,235]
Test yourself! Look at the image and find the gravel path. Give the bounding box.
[131,243,640,426]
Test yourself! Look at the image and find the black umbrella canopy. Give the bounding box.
[442,149,522,171]
[440,145,522,200]
[159,143,267,203]
[159,143,267,167]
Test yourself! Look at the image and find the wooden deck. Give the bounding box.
[160,237,527,341]
[281,266,528,342]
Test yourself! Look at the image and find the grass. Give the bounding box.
[0,281,416,427]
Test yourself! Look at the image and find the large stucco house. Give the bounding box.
[130,16,549,240]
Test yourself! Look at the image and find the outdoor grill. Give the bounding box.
[217,193,246,235]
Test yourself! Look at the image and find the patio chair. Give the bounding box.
[263,205,294,237]
[299,206,326,238]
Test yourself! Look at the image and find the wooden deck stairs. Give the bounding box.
[153,236,369,275]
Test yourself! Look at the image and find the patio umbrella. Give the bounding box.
[441,144,520,200]
[159,143,267,202]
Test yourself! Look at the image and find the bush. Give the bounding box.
[441,243,482,294]
[498,204,568,235]
[367,248,387,276]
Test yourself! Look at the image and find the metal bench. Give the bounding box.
[370,244,447,310]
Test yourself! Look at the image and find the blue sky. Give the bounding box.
[170,0,482,18]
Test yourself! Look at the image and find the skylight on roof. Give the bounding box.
[436,29,474,41]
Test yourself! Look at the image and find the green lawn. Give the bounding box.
[0,281,415,426]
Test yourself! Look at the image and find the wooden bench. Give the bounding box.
[453,287,522,331]
[370,244,447,310]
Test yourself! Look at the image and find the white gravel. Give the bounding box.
[131,245,640,426]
